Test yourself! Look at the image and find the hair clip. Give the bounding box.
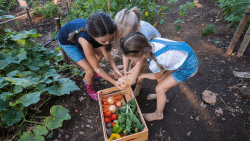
[75,30,79,33]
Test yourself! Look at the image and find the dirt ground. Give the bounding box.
[1,0,250,141]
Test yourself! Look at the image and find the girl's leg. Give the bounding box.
[147,70,174,100]
[143,75,179,121]
[77,59,98,100]
[77,58,95,84]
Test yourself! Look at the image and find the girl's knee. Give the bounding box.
[85,70,95,77]
[155,84,168,94]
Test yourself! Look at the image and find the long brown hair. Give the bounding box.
[120,32,164,72]
[114,7,141,49]
[68,12,115,51]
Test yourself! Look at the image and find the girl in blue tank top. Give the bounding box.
[120,32,198,121]
[58,12,123,101]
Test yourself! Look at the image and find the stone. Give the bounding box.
[215,108,223,116]
[195,116,200,121]
[196,4,203,9]
[202,90,217,105]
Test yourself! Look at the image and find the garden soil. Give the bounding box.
[1,0,250,141]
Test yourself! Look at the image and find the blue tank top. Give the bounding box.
[58,19,103,48]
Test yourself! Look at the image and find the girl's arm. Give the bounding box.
[101,47,123,77]
[123,55,129,75]
[79,38,123,89]
[129,60,143,85]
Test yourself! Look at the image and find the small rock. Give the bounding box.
[151,123,153,126]
[159,133,163,137]
[190,115,193,119]
[155,133,158,137]
[79,131,84,135]
[162,130,165,132]
[88,119,91,123]
[86,125,90,127]
[75,110,79,113]
[215,108,223,116]
[195,116,200,121]
[221,117,226,121]
[186,131,191,136]
[202,90,217,105]
[196,4,203,9]
[65,135,69,139]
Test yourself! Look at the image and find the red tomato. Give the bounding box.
[104,111,112,118]
[111,114,118,120]
[104,117,111,123]
[112,121,116,126]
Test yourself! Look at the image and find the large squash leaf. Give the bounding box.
[50,105,71,120]
[44,117,63,129]
[0,98,12,111]
[3,110,23,126]
[34,125,48,136]
[10,92,41,107]
[0,91,14,100]
[0,77,9,88]
[20,132,45,141]
[47,78,79,96]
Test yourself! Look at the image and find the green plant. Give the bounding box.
[214,41,222,44]
[33,1,60,18]
[15,21,21,30]
[0,0,18,13]
[20,105,71,141]
[201,24,216,37]
[215,0,250,29]
[0,29,79,136]
[0,15,15,30]
[71,68,85,76]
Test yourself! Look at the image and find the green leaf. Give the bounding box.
[174,18,184,24]
[187,2,195,10]
[20,132,35,141]
[47,78,80,96]
[7,70,20,77]
[36,84,47,92]
[13,85,22,93]
[160,19,165,24]
[179,4,188,16]
[46,132,53,138]
[175,25,181,31]
[50,105,71,120]
[0,77,9,88]
[168,0,178,4]
[2,15,15,19]
[3,110,23,126]
[0,91,15,100]
[0,98,12,111]
[34,125,48,136]
[11,92,41,107]
[44,117,64,129]
[4,77,33,88]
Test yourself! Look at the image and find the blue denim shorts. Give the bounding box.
[58,41,86,62]
[171,52,198,83]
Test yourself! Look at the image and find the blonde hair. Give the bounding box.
[114,7,141,49]
[120,32,164,72]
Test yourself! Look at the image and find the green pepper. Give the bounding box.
[112,121,124,134]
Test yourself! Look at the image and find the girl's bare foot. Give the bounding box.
[143,112,163,121]
[147,94,157,100]
[134,84,141,96]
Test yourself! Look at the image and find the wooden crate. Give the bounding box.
[98,86,148,141]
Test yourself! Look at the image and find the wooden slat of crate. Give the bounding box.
[98,86,148,141]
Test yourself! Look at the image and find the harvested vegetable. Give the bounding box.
[112,121,124,134]
[111,114,118,120]
[109,133,121,141]
[106,122,112,129]
[104,111,112,118]
[104,117,111,123]
[107,97,115,104]
[108,105,117,113]
[112,121,116,126]
[115,101,122,107]
[106,128,113,137]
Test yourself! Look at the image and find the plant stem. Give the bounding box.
[24,119,43,125]
[39,94,53,107]
[5,19,8,29]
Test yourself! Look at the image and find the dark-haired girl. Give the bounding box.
[58,12,123,101]
[120,32,198,121]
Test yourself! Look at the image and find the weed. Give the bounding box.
[214,41,222,44]
[33,1,60,18]
[201,24,216,37]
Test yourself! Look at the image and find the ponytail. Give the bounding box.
[150,51,164,73]
[131,7,141,23]
[68,27,86,43]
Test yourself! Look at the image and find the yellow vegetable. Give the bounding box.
[109,133,121,141]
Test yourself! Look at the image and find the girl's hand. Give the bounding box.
[114,81,125,90]
[114,70,123,78]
